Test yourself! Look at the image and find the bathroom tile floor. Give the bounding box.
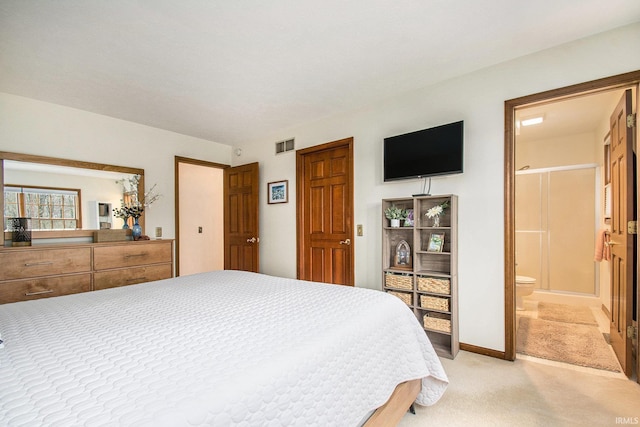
[516,299,626,379]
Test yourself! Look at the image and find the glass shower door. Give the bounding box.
[515,165,597,295]
[548,167,595,294]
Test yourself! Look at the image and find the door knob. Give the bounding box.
[247,237,257,243]
[339,239,351,245]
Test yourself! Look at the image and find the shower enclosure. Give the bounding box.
[515,164,598,295]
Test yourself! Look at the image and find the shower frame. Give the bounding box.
[515,163,600,296]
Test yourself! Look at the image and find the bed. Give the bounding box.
[0,270,448,426]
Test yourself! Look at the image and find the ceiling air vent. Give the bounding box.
[275,138,295,155]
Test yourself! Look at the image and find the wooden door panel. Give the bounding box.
[332,248,348,284]
[331,156,347,175]
[308,246,350,285]
[609,89,633,377]
[611,257,623,330]
[310,187,325,233]
[228,245,239,270]
[224,162,259,272]
[311,159,325,178]
[331,183,346,234]
[228,194,240,233]
[226,244,256,271]
[239,193,251,234]
[298,140,353,286]
[310,247,326,282]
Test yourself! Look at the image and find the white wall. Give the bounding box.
[233,23,640,352]
[0,93,233,239]
[516,131,599,169]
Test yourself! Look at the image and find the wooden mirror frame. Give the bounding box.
[1,151,144,240]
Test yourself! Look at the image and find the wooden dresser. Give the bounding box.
[0,240,173,304]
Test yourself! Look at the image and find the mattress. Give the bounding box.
[0,270,448,426]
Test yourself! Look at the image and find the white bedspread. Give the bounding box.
[0,270,447,426]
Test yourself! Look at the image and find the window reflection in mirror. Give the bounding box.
[1,153,144,234]
[5,184,81,230]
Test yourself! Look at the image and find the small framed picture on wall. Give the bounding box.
[268,180,289,204]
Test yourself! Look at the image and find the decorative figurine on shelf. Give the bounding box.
[393,239,412,269]
[425,201,448,227]
[384,205,407,228]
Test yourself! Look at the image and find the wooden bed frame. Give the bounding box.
[363,378,422,426]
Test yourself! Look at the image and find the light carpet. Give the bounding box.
[537,301,598,325]
[516,317,620,372]
[398,351,638,427]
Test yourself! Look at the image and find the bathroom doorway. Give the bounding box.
[504,71,640,381]
[514,93,618,374]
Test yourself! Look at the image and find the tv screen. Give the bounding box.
[383,120,463,182]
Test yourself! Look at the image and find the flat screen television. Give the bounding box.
[383,120,464,182]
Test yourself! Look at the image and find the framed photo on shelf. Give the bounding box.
[267,180,288,204]
[427,233,445,252]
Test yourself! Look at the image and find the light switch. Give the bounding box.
[357,224,363,236]
[155,227,163,239]
[198,226,203,233]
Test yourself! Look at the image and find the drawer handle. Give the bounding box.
[125,253,147,258]
[24,262,54,267]
[126,277,147,282]
[25,289,54,296]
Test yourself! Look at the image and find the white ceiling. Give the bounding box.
[1,1,639,146]
[515,88,630,143]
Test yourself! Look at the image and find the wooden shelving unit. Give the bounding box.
[382,195,458,359]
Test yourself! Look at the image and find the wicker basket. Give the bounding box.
[385,273,412,290]
[388,291,412,306]
[420,295,449,311]
[423,312,451,333]
[417,276,450,294]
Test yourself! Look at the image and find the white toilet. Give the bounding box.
[515,275,536,310]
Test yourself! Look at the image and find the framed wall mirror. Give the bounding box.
[1,151,144,240]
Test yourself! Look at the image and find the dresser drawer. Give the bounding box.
[93,242,172,270]
[0,248,92,281]
[0,274,92,304]
[94,264,172,290]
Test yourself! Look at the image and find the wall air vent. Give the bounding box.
[275,138,295,155]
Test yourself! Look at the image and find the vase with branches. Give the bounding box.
[113,174,161,237]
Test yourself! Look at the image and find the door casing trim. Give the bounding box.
[504,70,640,363]
[174,156,228,277]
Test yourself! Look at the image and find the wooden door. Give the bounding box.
[297,138,354,286]
[224,162,259,272]
[609,89,634,377]
[636,85,640,386]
